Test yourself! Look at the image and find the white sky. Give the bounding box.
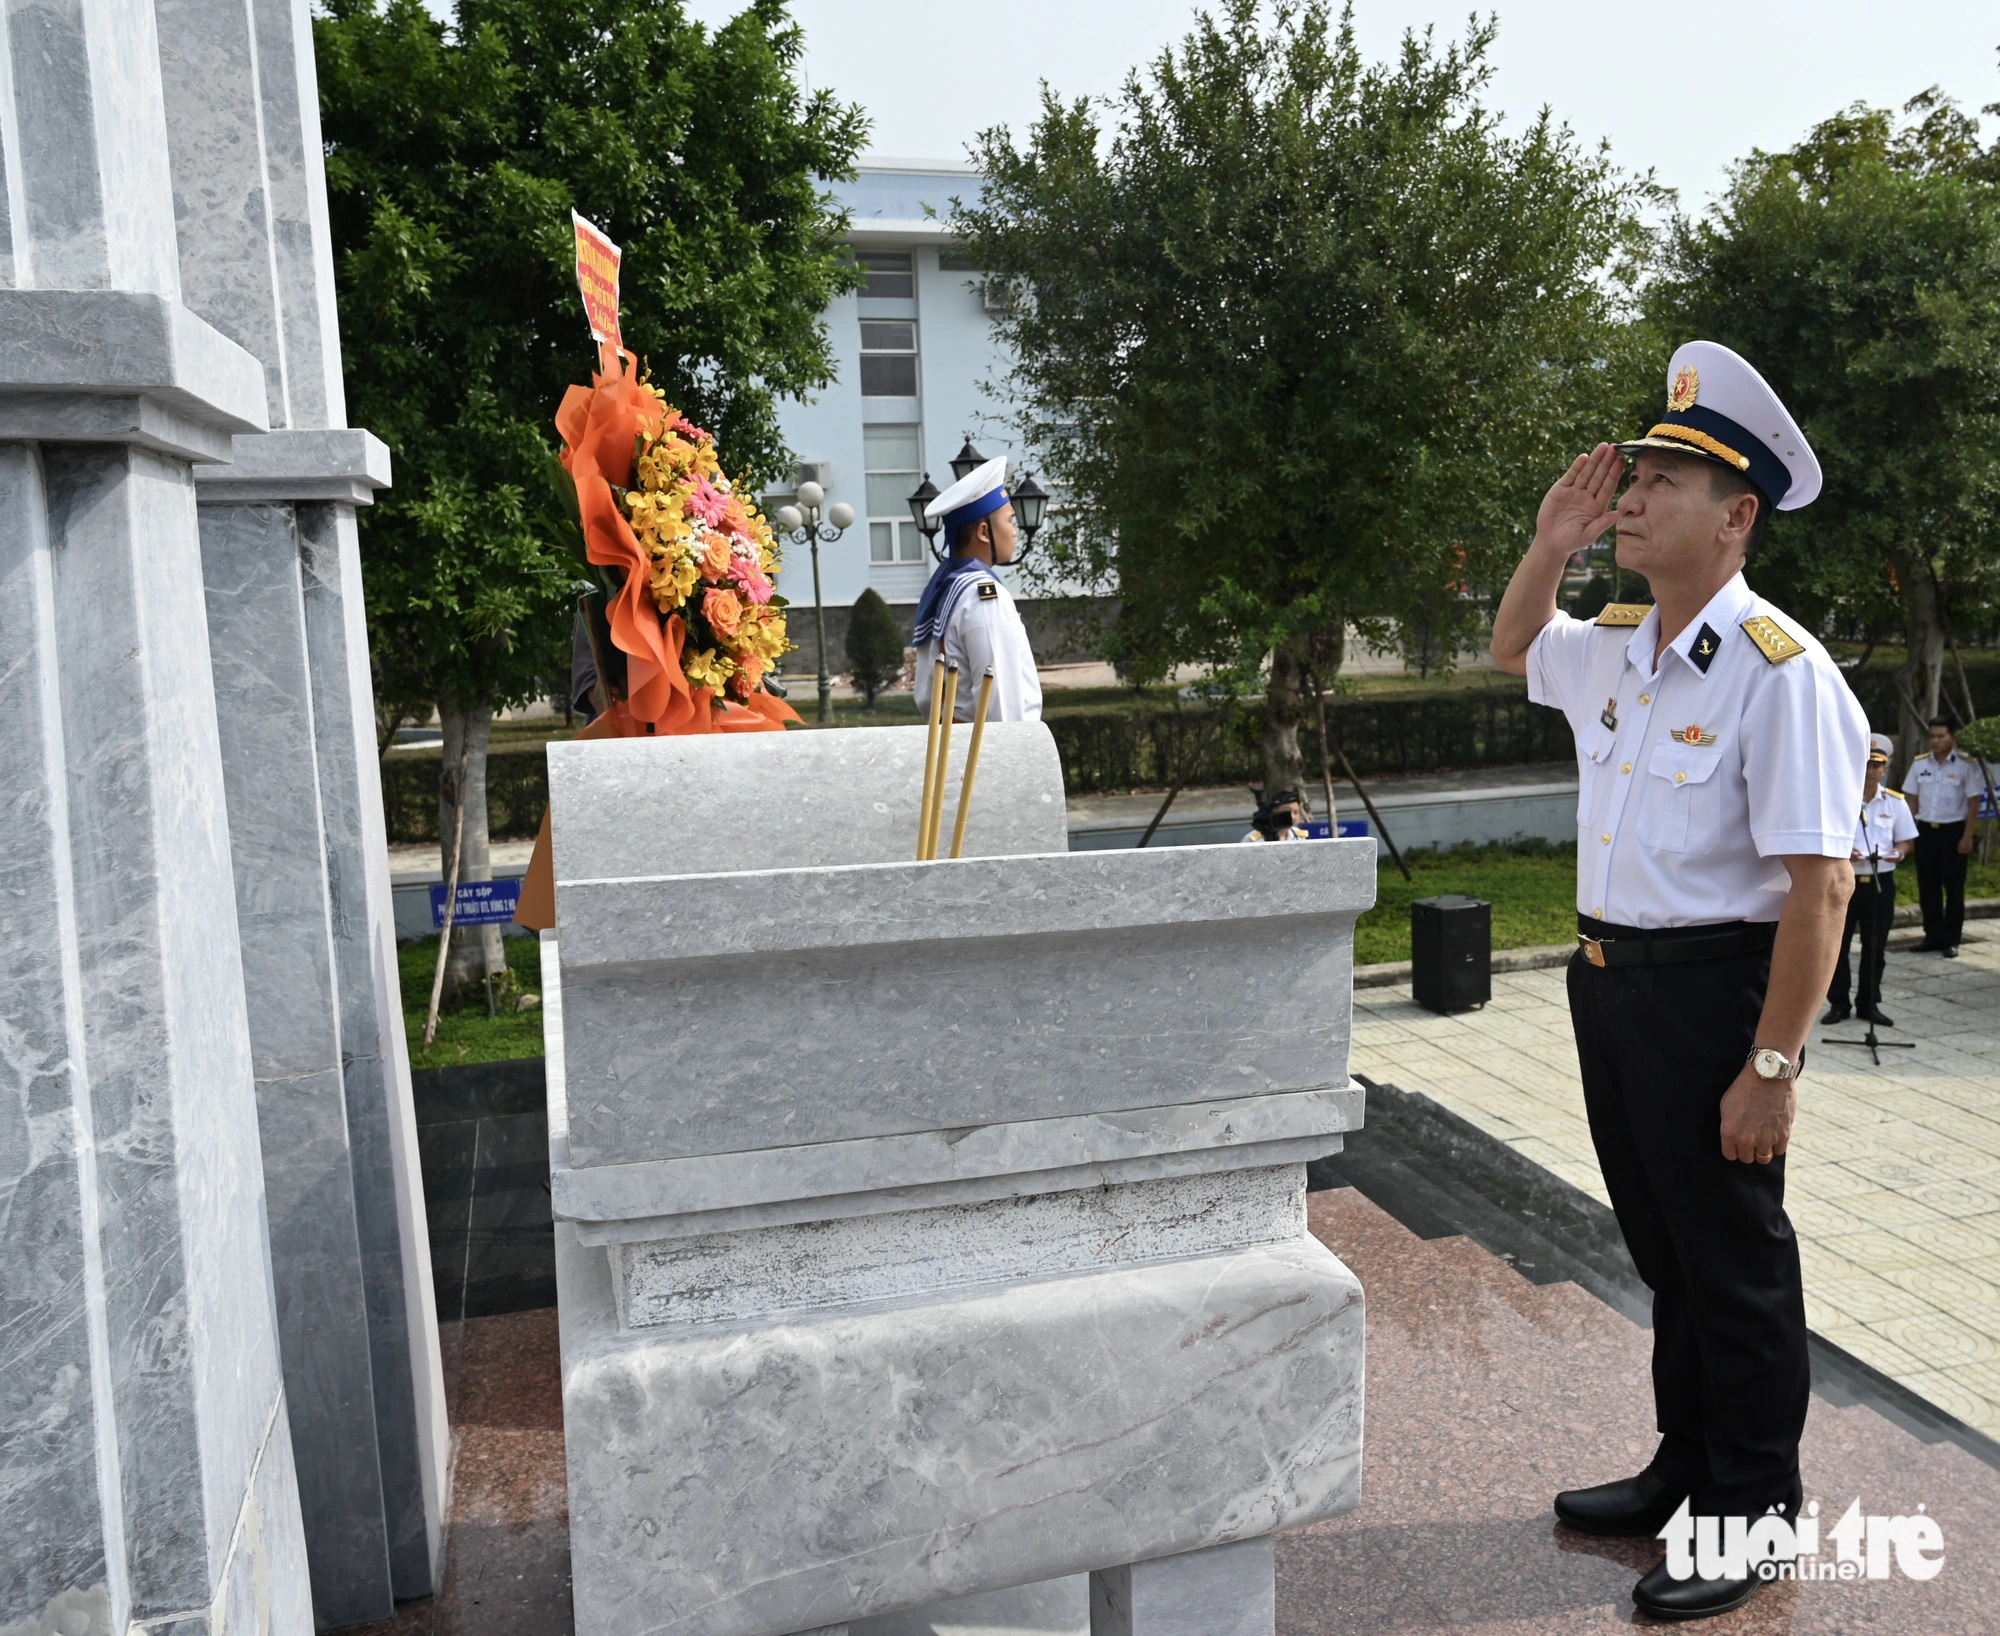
[684,0,1999,214]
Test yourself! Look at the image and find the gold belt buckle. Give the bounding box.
[1578,934,1607,968]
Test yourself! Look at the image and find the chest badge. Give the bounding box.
[1675,724,1717,748]
[1600,698,1618,732]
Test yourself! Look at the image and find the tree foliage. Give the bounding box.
[316,0,869,723]
[1647,90,2000,758]
[953,0,1653,787]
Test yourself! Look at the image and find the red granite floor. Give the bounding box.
[352,1190,2000,1635]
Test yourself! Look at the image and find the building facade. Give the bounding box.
[768,159,1056,663]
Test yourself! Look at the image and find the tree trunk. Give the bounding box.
[1261,634,1312,803]
[437,694,502,1004]
[1890,546,1946,786]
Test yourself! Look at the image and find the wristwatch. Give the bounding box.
[1748,1047,1801,1082]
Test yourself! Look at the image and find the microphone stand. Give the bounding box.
[1823,827,1913,1066]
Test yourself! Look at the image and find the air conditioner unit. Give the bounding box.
[794,460,833,490]
[980,280,1016,315]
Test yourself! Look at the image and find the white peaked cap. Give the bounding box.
[1619,340,1823,512]
[924,456,1009,522]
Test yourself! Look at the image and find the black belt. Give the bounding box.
[1917,819,1964,830]
[1575,916,1777,969]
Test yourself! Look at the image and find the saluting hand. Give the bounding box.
[1535,444,1625,557]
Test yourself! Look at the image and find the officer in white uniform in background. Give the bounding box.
[1492,341,1867,1622]
[1907,716,1980,957]
[1824,733,1917,1027]
[912,457,1042,724]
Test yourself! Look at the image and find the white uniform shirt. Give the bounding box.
[1850,786,1917,875]
[1527,572,1868,927]
[914,574,1043,723]
[1908,749,1975,824]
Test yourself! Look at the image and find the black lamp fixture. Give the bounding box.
[949,437,987,482]
[1010,470,1049,561]
[907,473,941,562]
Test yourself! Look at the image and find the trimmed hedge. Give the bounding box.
[382,744,557,844]
[1045,687,1572,796]
[378,686,1571,841]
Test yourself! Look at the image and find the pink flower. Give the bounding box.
[730,550,774,605]
[686,474,729,527]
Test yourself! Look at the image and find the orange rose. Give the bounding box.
[700,534,732,580]
[735,649,764,687]
[702,587,743,637]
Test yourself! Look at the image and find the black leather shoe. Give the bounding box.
[1861,1006,1895,1027]
[1944,946,1960,959]
[1554,1468,1689,1537]
[1633,1558,1759,1620]
[1820,1004,1850,1025]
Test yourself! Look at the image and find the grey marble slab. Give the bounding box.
[194,427,391,502]
[0,291,267,434]
[558,1225,1362,1636]
[610,1164,1305,1327]
[557,842,1370,1170]
[546,720,1068,881]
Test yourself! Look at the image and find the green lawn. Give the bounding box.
[398,933,548,1072]
[393,844,2000,1066]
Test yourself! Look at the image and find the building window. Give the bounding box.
[859,319,918,398]
[864,426,925,564]
[938,250,981,272]
[858,251,913,298]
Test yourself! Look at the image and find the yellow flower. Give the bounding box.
[682,647,736,691]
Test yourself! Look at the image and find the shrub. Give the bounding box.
[845,587,905,707]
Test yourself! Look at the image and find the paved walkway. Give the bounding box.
[1354,930,2000,1439]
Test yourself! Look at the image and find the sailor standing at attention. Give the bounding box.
[912,456,1042,724]
[1491,341,1867,1622]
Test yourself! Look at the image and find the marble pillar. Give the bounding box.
[156,0,450,1609]
[0,292,312,1636]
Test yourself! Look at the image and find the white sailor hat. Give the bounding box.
[1867,732,1894,764]
[1618,340,1822,512]
[924,456,1010,537]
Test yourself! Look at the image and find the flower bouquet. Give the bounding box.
[555,358,799,736]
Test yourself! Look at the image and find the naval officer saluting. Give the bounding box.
[1492,341,1867,1621]
[912,457,1043,724]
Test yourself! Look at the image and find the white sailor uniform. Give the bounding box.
[1828,782,1916,1017]
[1528,573,1868,928]
[913,570,1043,724]
[1909,748,1978,951]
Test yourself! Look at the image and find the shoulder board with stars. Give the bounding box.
[1594,603,1651,627]
[1885,788,1906,800]
[1740,614,1805,663]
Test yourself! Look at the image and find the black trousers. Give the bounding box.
[1827,869,1896,1014]
[1568,937,1808,1521]
[1914,822,1969,949]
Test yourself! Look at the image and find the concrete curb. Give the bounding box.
[1353,897,2000,991]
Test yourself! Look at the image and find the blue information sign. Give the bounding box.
[1305,819,1371,840]
[429,877,522,928]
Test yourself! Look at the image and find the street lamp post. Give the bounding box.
[773,480,855,725]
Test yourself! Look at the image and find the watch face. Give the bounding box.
[1755,1049,1787,1079]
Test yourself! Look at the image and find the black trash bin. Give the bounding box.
[1411,894,1491,1013]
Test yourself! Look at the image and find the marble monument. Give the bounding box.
[542,724,1371,1636]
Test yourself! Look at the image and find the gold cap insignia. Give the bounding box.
[1667,365,1700,413]
[1594,603,1651,627]
[1740,614,1804,663]
[1676,723,1716,748]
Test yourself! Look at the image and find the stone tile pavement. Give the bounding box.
[1352,931,2000,1439]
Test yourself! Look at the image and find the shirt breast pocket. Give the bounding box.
[1575,724,1616,826]
[1636,743,1725,854]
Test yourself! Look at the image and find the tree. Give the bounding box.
[953,0,1653,791]
[317,0,866,993]
[1647,90,2000,771]
[844,587,905,708]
